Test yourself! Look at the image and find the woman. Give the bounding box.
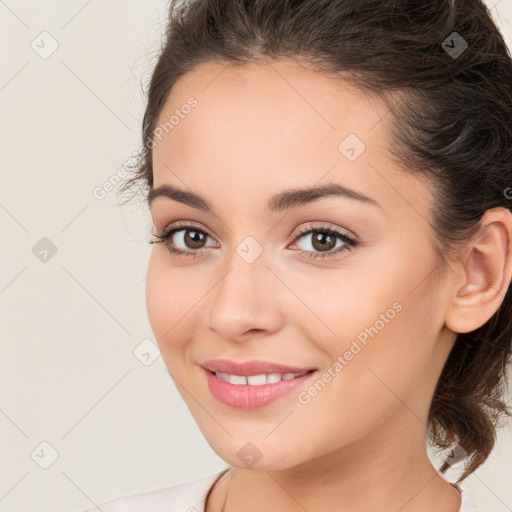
[82,0,512,510]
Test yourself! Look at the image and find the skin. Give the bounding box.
[146,57,512,512]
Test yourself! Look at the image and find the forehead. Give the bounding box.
[154,58,388,154]
[151,58,433,222]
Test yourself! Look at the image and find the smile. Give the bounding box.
[203,367,317,409]
[214,370,310,385]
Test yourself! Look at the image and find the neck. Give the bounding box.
[212,417,462,512]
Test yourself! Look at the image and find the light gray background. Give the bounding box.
[1,1,511,511]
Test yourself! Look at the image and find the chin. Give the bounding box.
[206,438,306,472]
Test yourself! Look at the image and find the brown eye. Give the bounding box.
[182,229,207,249]
[290,224,358,261]
[310,231,337,252]
[150,223,218,258]
[294,227,350,253]
[150,222,357,261]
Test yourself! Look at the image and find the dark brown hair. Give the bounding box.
[118,0,512,482]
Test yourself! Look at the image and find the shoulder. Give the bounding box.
[78,469,228,512]
[458,486,483,512]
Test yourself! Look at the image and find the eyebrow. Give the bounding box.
[147,182,380,214]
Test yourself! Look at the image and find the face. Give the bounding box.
[146,58,457,471]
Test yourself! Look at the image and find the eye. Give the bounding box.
[149,221,358,260]
[149,222,218,258]
[289,222,358,260]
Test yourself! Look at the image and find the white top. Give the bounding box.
[79,469,482,512]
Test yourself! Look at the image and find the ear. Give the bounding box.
[444,207,512,334]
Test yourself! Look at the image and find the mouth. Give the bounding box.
[200,358,317,376]
[205,368,316,385]
[200,361,318,409]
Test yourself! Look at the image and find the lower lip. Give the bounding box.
[203,368,316,409]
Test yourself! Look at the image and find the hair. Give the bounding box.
[118,0,512,482]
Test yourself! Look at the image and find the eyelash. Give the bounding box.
[149,221,358,260]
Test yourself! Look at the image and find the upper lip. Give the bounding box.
[200,359,317,376]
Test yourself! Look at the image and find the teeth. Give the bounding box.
[229,374,248,385]
[247,374,267,385]
[266,373,282,384]
[215,371,308,385]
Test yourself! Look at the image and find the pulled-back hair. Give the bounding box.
[118,0,512,482]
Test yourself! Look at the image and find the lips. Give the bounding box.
[203,366,317,409]
[200,358,317,376]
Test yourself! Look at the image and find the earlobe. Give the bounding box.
[445,207,512,334]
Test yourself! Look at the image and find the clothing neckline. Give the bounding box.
[203,468,230,511]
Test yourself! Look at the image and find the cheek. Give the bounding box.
[294,246,439,400]
[282,253,400,355]
[334,305,438,429]
[291,302,428,453]
[145,251,198,348]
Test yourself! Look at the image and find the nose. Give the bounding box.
[207,249,283,342]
